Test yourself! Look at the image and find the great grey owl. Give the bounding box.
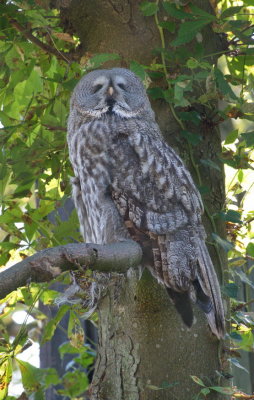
[67,68,225,338]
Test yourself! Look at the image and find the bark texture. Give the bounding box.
[91,270,222,400]
[0,241,142,299]
[56,1,227,398]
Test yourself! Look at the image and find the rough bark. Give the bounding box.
[54,1,227,399]
[91,269,223,400]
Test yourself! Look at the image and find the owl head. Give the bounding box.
[69,68,155,121]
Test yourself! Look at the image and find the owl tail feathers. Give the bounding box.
[166,288,194,328]
[196,240,225,339]
[193,279,213,314]
[166,241,225,339]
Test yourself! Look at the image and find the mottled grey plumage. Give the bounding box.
[67,68,225,338]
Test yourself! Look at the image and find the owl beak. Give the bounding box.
[108,86,114,96]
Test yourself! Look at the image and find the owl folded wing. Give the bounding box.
[111,126,225,338]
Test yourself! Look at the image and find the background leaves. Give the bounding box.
[1,0,254,398]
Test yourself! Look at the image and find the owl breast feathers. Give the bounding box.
[67,68,225,338]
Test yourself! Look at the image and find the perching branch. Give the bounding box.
[8,18,71,63]
[0,241,142,300]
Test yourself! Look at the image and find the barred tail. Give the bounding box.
[196,238,225,339]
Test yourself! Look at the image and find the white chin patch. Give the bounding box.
[86,106,139,119]
[87,107,108,118]
[113,106,139,118]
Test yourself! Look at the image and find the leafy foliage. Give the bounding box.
[0,1,96,398]
[0,0,254,398]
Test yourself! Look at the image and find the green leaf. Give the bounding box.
[214,68,238,101]
[52,211,81,244]
[20,288,34,306]
[13,69,42,109]
[186,57,199,69]
[178,111,201,126]
[58,342,80,359]
[130,61,146,81]
[211,233,234,252]
[190,375,205,387]
[85,53,120,69]
[225,210,242,223]
[210,386,235,395]
[41,304,70,344]
[235,270,254,289]
[235,311,254,326]
[0,242,18,251]
[13,182,33,198]
[222,283,238,299]
[238,169,243,183]
[218,210,242,224]
[159,381,179,389]
[172,19,212,46]
[12,327,29,352]
[201,388,211,395]
[241,132,254,147]
[147,87,165,100]
[220,6,243,19]
[147,384,164,391]
[234,32,254,47]
[40,289,59,305]
[67,310,84,346]
[43,368,60,387]
[180,130,201,145]
[224,129,238,145]
[140,2,159,16]
[220,6,243,18]
[174,84,190,106]
[189,4,216,19]
[17,360,59,393]
[0,358,12,400]
[158,21,175,33]
[162,3,192,19]
[4,45,22,68]
[60,371,89,397]
[53,99,66,126]
[200,159,221,172]
[74,351,96,369]
[28,69,43,94]
[247,242,254,257]
[229,358,249,374]
[62,78,79,91]
[228,258,245,268]
[230,331,243,342]
[16,360,41,393]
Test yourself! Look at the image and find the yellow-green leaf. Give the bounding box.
[0,358,12,400]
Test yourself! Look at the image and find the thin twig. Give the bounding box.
[8,18,71,63]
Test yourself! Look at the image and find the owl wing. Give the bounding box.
[110,119,225,338]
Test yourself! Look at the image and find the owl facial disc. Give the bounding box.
[71,68,155,121]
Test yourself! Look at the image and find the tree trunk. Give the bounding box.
[57,1,227,398]
[91,270,222,400]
